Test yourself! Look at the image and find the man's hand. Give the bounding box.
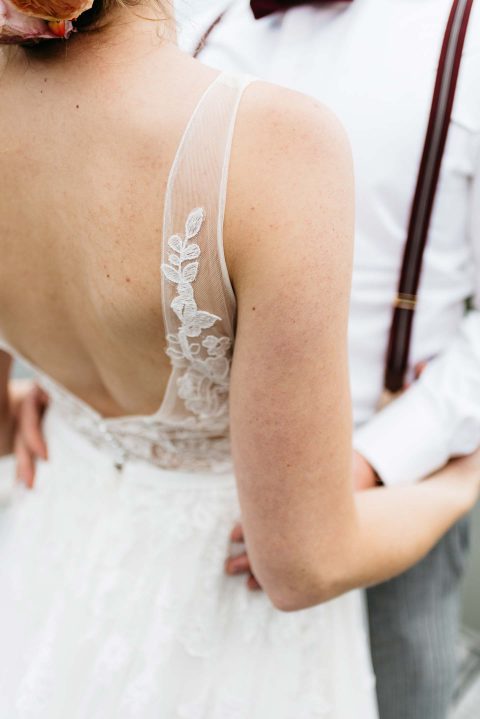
[352,450,379,491]
[225,452,380,588]
[12,383,49,489]
[224,523,262,591]
[0,379,38,458]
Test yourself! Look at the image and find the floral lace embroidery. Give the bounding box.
[8,206,235,474]
[161,208,232,424]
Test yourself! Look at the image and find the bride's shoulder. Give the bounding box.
[224,79,353,272]
[237,79,349,157]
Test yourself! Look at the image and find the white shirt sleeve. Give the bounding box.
[354,133,480,487]
[354,313,480,485]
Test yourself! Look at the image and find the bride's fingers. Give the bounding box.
[230,522,244,543]
[19,389,48,461]
[225,553,251,576]
[14,435,35,489]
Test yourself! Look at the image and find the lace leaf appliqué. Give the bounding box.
[161,208,232,423]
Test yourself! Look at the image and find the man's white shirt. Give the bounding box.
[177,0,480,486]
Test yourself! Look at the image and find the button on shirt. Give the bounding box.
[178,0,480,485]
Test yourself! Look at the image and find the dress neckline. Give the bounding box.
[1,71,227,427]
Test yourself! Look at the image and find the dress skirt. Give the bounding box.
[0,406,378,719]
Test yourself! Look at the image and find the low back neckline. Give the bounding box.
[0,71,227,427]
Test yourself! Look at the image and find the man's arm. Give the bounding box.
[354,131,480,487]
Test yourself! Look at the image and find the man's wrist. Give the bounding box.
[353,451,382,491]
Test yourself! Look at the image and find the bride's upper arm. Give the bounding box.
[224,83,357,609]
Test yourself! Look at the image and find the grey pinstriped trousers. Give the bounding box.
[367,518,470,719]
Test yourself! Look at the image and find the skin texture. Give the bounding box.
[0,6,479,612]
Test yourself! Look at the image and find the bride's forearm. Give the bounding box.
[272,460,478,612]
[351,468,474,583]
[318,462,478,605]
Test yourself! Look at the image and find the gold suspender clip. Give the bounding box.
[393,293,417,311]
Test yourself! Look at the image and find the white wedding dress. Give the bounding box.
[0,73,378,719]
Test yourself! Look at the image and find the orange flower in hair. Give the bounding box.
[0,0,76,42]
[9,0,92,20]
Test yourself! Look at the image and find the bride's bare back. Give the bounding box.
[0,38,222,417]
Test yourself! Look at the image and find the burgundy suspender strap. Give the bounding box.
[194,1,475,396]
[384,0,475,395]
[193,11,227,58]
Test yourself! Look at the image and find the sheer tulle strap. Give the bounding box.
[160,73,254,425]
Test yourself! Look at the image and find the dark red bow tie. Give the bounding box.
[251,1,353,20]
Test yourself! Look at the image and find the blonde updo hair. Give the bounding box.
[73,0,143,33]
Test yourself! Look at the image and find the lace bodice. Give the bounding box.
[1,73,253,473]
